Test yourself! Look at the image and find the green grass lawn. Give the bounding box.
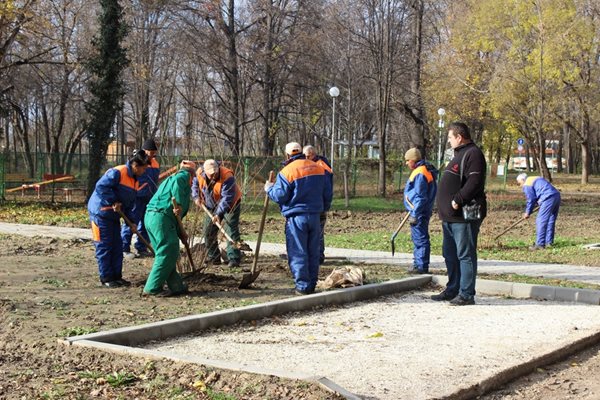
[1,189,600,266]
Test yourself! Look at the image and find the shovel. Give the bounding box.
[390,213,411,256]
[117,207,189,273]
[117,209,155,255]
[494,206,539,241]
[200,203,252,251]
[239,171,274,289]
[172,197,196,271]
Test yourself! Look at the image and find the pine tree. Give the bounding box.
[85,0,128,198]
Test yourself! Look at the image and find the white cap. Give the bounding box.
[516,173,528,183]
[203,159,219,175]
[285,142,302,155]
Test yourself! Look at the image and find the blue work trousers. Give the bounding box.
[285,213,321,292]
[91,216,124,283]
[319,212,327,264]
[536,194,560,247]
[410,215,431,271]
[121,197,150,253]
[441,220,482,301]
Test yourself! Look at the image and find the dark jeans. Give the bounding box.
[441,220,482,301]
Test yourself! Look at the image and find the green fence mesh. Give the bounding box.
[1,151,508,204]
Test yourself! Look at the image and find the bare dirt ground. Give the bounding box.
[0,235,354,399]
[2,194,600,399]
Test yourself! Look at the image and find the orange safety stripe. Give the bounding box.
[150,158,160,168]
[115,165,138,190]
[196,166,242,205]
[91,221,101,242]
[316,159,332,174]
[281,159,325,183]
[409,165,433,183]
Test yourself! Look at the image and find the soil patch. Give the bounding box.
[0,234,352,399]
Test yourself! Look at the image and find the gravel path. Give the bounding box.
[148,291,600,400]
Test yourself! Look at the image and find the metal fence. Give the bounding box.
[0,151,508,204]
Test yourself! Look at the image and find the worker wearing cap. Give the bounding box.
[516,173,561,250]
[303,145,333,264]
[142,160,196,297]
[192,159,243,267]
[403,148,438,274]
[122,138,161,259]
[266,142,333,295]
[88,150,150,288]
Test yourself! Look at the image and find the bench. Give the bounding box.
[42,174,77,201]
[4,173,36,195]
[5,173,34,185]
[42,173,75,183]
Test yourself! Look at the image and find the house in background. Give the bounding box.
[337,137,380,159]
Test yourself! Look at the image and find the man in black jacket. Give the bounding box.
[431,122,487,306]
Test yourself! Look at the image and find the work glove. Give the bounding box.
[264,181,274,192]
[408,215,418,226]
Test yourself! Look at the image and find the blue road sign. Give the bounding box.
[517,138,525,145]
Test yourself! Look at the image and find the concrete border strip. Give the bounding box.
[443,330,600,399]
[431,275,600,305]
[64,276,431,347]
[62,275,600,399]
[63,276,431,399]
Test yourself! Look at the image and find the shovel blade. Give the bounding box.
[239,271,260,289]
[237,242,253,252]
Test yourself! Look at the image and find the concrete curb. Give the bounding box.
[431,275,600,305]
[64,276,431,347]
[61,274,600,399]
[63,276,431,399]
[443,330,600,400]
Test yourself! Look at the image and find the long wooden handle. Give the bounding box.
[117,209,154,255]
[252,171,275,274]
[391,213,411,240]
[494,206,540,240]
[200,203,238,246]
[172,197,196,270]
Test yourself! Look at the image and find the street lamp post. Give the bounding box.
[437,108,446,169]
[329,86,340,170]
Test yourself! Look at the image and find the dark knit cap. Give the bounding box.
[142,138,158,151]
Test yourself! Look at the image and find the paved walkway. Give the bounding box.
[1,222,599,285]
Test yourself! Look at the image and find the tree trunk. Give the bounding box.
[406,0,427,155]
[581,140,590,185]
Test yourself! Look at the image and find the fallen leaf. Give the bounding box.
[193,380,206,392]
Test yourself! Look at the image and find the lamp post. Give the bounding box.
[329,86,340,170]
[437,108,446,169]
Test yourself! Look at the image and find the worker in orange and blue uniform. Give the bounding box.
[516,173,561,250]
[303,145,333,264]
[192,159,243,267]
[266,142,333,295]
[87,150,150,288]
[122,138,160,259]
[403,148,438,274]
